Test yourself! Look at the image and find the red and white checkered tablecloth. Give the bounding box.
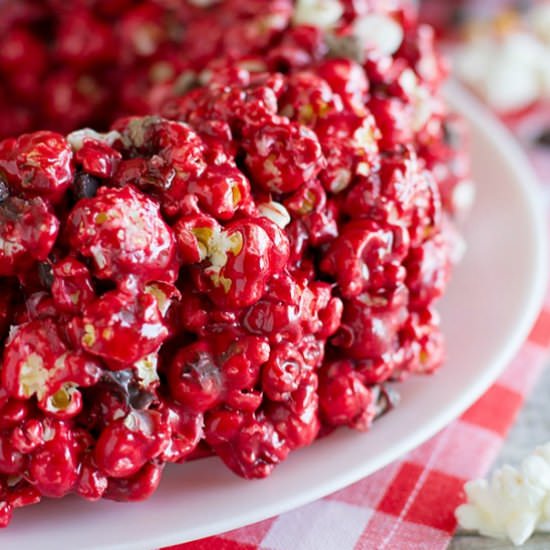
[162,4,550,548]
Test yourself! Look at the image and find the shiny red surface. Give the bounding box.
[0,0,469,527]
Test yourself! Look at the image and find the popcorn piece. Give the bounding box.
[292,0,344,30]
[398,69,435,132]
[66,185,178,283]
[258,200,291,228]
[67,128,121,151]
[455,9,550,113]
[456,442,550,546]
[456,35,536,112]
[188,0,221,6]
[352,13,404,56]
[0,132,74,204]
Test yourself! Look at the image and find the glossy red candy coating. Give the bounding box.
[0,0,470,525]
[75,140,122,179]
[94,410,169,478]
[75,453,109,501]
[168,341,224,413]
[0,132,74,204]
[66,185,177,283]
[0,197,59,277]
[244,121,326,194]
[27,420,80,498]
[318,360,376,430]
[159,399,203,463]
[76,288,169,365]
[104,461,164,502]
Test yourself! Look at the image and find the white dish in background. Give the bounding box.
[2,82,548,550]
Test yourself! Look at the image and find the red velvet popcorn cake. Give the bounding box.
[0,0,471,526]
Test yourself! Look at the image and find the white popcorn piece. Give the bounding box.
[134,353,160,388]
[193,226,243,293]
[258,201,291,228]
[455,22,550,113]
[456,36,533,112]
[67,128,122,151]
[19,352,50,400]
[188,0,221,6]
[352,13,404,56]
[123,410,154,434]
[398,69,434,132]
[206,228,243,271]
[292,0,344,30]
[522,455,550,491]
[456,442,550,546]
[328,167,352,193]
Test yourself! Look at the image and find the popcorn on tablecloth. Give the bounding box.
[456,442,550,546]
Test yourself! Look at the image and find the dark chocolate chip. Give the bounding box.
[102,369,134,391]
[72,173,100,201]
[0,178,8,203]
[129,389,155,410]
[373,385,400,419]
[37,262,54,290]
[102,370,156,410]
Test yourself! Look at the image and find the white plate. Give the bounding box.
[2,83,548,550]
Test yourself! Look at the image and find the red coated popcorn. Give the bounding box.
[191,218,290,308]
[51,258,96,314]
[2,319,102,418]
[278,71,343,126]
[315,112,380,193]
[0,197,60,277]
[316,58,369,114]
[0,132,74,204]
[318,360,376,430]
[205,409,290,478]
[74,138,122,179]
[94,410,169,478]
[244,120,326,193]
[66,185,178,284]
[320,219,408,299]
[0,0,471,526]
[74,288,169,366]
[27,419,81,498]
